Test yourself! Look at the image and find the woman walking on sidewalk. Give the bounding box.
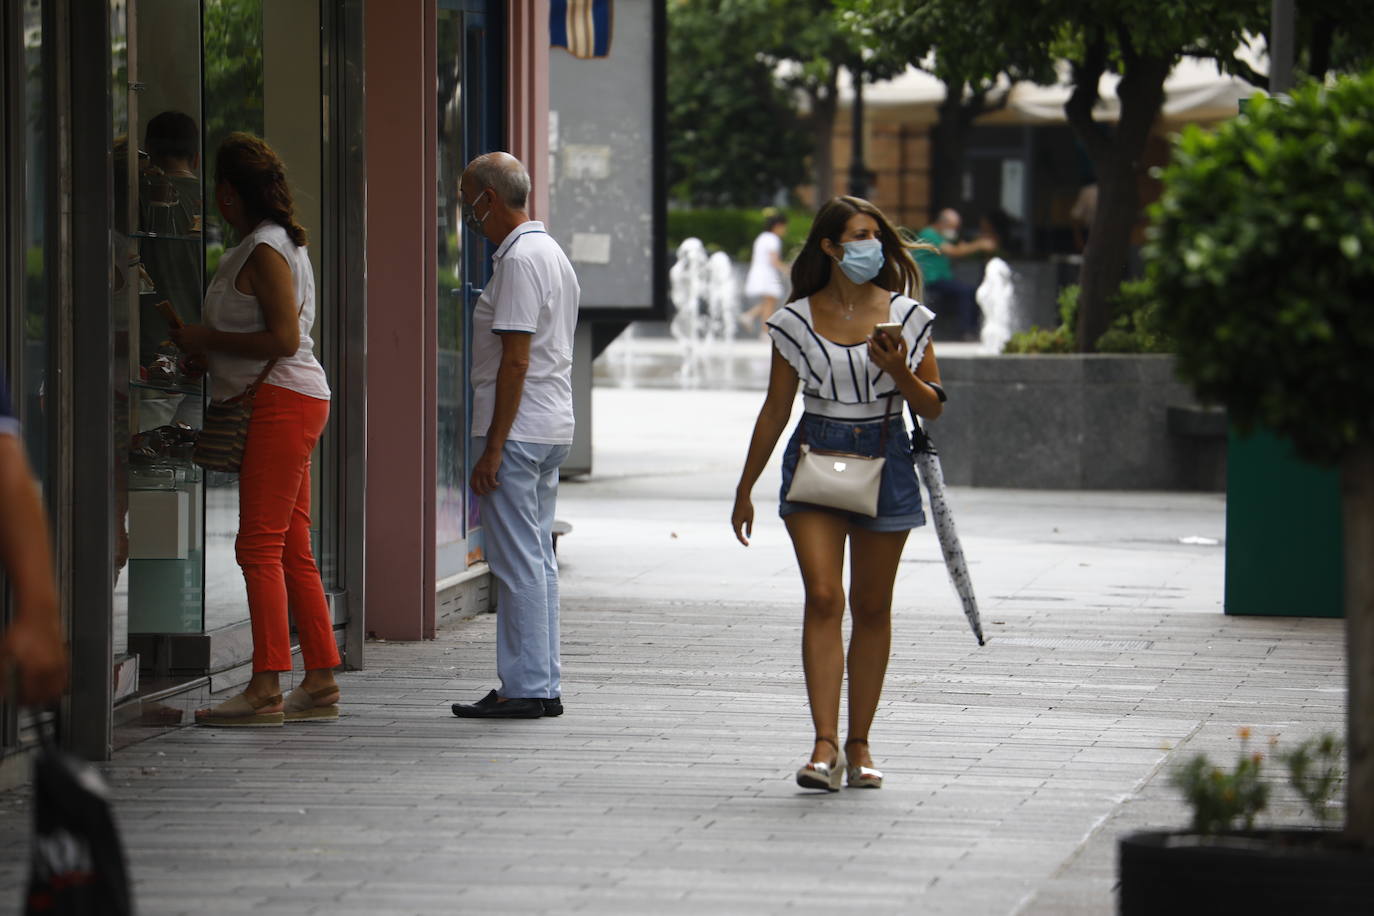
[731,196,945,790]
[173,134,340,726]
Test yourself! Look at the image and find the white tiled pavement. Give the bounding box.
[0,387,1346,915]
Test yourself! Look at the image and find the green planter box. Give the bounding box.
[1225,427,1344,617]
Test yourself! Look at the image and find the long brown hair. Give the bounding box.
[788,196,930,303]
[215,132,307,247]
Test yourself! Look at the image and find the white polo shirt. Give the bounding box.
[470,221,581,445]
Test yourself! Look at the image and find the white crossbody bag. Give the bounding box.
[785,396,894,517]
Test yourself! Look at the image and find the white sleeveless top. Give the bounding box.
[766,292,936,422]
[202,220,331,403]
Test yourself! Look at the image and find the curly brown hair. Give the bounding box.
[788,196,931,303]
[215,132,307,247]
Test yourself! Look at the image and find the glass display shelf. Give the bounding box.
[130,231,202,242]
[130,377,204,397]
[127,459,204,636]
[128,462,203,490]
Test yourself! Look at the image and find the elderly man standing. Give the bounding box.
[452,153,580,720]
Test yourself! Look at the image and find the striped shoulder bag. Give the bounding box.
[192,357,279,474]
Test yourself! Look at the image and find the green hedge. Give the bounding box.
[667,206,813,263]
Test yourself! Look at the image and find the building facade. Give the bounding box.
[0,0,656,767]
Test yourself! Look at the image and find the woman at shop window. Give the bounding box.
[731,196,945,790]
[173,133,339,727]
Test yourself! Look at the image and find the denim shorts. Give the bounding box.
[779,413,926,532]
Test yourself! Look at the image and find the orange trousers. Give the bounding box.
[236,383,339,673]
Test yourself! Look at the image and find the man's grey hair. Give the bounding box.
[465,152,530,210]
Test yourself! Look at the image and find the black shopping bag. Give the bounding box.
[24,715,132,916]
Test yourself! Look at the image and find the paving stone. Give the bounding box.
[0,389,1348,916]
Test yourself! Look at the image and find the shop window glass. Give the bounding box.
[21,1,48,484]
[116,0,212,650]
[436,9,467,579]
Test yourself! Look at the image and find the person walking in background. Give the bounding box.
[0,377,67,704]
[172,133,339,727]
[732,196,946,791]
[451,152,580,721]
[739,211,789,335]
[913,208,995,340]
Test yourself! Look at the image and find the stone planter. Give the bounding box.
[929,353,1225,491]
[1118,829,1374,915]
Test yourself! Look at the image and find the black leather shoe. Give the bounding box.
[451,689,544,719]
[542,697,563,717]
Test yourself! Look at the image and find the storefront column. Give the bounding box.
[507,0,550,220]
[65,0,117,760]
[363,2,439,639]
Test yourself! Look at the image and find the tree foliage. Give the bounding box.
[1148,70,1374,466]
[667,0,907,207]
[203,0,263,243]
[843,0,1269,351]
[204,0,263,153]
[666,0,808,206]
[841,0,1044,213]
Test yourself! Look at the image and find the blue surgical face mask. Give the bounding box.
[834,238,885,284]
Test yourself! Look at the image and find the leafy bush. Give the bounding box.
[1003,284,1079,353]
[1006,281,1173,354]
[1281,734,1346,825]
[1169,729,1347,833]
[1147,70,1374,465]
[1170,729,1270,833]
[667,206,812,263]
[1095,280,1174,353]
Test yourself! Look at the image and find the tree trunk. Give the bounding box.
[808,70,839,205]
[1343,443,1374,846]
[1065,50,1171,351]
[1075,159,1138,348]
[929,88,968,215]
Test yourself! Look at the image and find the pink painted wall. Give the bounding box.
[363,0,439,640]
[508,0,551,220]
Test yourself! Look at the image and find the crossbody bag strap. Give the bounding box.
[799,395,897,452]
[242,299,306,398]
[878,394,895,452]
[243,356,279,398]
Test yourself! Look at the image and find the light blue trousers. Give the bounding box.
[475,437,570,699]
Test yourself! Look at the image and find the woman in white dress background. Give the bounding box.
[739,211,788,335]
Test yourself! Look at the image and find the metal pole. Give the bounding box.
[847,63,868,198]
[1270,0,1295,94]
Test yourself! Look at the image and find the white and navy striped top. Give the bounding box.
[766,292,936,422]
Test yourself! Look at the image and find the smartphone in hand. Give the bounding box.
[873,322,902,344]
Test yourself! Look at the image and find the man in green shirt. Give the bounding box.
[914,209,994,339]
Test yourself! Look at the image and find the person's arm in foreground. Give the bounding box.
[470,331,533,495]
[732,348,800,546]
[0,435,67,703]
